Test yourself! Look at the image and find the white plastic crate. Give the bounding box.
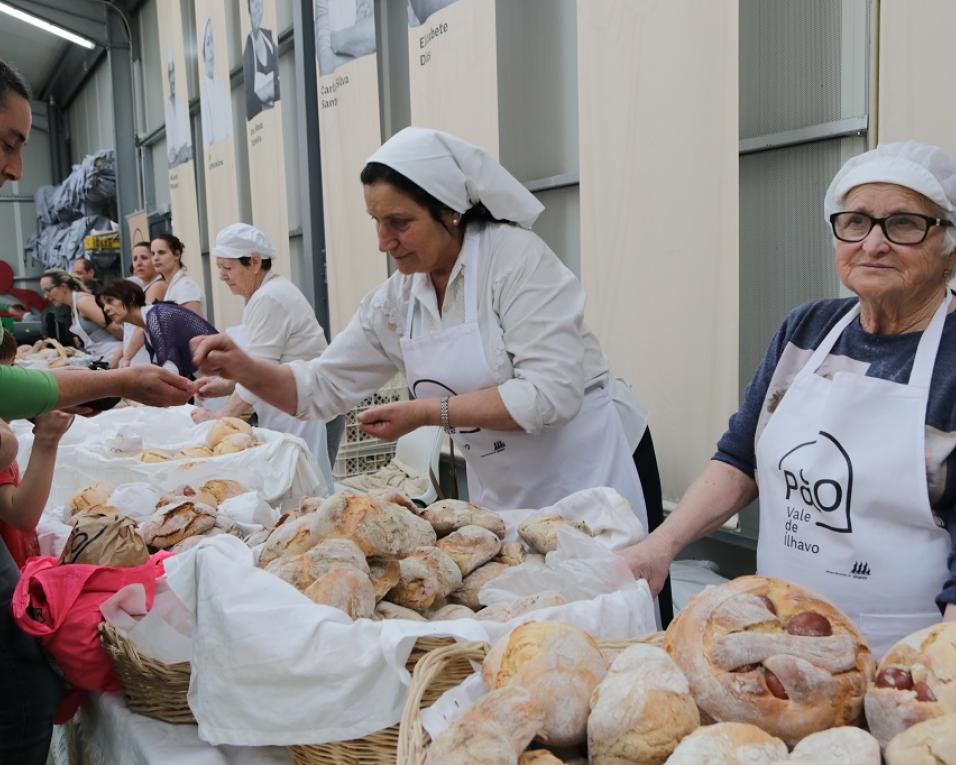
[332,446,397,480]
[342,375,409,448]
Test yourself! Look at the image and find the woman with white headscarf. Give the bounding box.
[191,127,651,527]
[623,141,956,655]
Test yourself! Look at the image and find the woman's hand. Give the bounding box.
[190,334,250,380]
[32,410,75,447]
[195,376,235,399]
[618,532,678,597]
[119,366,196,407]
[358,399,431,441]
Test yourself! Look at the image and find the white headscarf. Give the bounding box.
[366,127,544,229]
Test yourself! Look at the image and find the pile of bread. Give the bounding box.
[135,416,261,462]
[16,338,82,367]
[422,576,956,764]
[65,477,252,563]
[255,493,596,622]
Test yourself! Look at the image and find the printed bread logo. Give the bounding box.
[778,431,854,542]
[850,561,870,578]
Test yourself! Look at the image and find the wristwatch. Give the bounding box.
[440,396,456,434]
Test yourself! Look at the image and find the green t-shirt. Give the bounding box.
[0,365,60,419]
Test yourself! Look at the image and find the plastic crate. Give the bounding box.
[343,375,409,447]
[333,447,396,481]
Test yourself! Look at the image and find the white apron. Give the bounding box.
[69,292,118,361]
[399,234,647,527]
[756,292,952,657]
[124,275,161,366]
[229,318,333,493]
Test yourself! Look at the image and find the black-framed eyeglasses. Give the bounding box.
[829,211,953,245]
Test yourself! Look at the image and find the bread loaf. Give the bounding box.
[476,591,566,623]
[157,485,220,509]
[789,727,880,764]
[388,546,462,612]
[663,575,875,747]
[375,600,427,621]
[587,643,699,764]
[885,712,956,765]
[421,499,506,538]
[367,557,401,601]
[496,541,528,566]
[864,622,956,747]
[438,525,502,576]
[483,621,607,747]
[305,538,369,577]
[517,752,562,765]
[451,562,511,610]
[429,603,476,620]
[140,501,217,549]
[201,479,247,504]
[309,492,437,557]
[213,432,254,455]
[68,482,114,516]
[664,722,788,764]
[258,514,315,566]
[174,446,214,459]
[137,449,172,463]
[205,416,252,448]
[517,515,591,554]
[303,566,375,619]
[425,685,545,765]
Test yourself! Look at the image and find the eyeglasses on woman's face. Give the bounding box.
[830,211,953,245]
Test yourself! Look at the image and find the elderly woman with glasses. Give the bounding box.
[622,141,956,655]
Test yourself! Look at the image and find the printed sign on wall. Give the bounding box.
[195,0,244,329]
[313,0,385,334]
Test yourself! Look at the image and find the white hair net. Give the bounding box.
[824,140,956,252]
[366,127,544,229]
[212,223,276,260]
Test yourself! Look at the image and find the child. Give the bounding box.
[0,330,74,568]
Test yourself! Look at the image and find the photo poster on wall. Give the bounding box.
[195,0,245,330]
[156,0,204,290]
[313,0,384,334]
[407,0,499,156]
[240,0,291,276]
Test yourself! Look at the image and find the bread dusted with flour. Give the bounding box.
[864,622,956,747]
[201,479,247,504]
[451,561,511,610]
[663,575,874,747]
[438,525,502,576]
[587,643,699,764]
[140,501,217,549]
[68,482,115,516]
[388,546,462,612]
[517,515,592,554]
[303,566,375,619]
[205,416,252,448]
[421,499,506,538]
[788,726,880,764]
[884,712,956,765]
[483,621,607,747]
[664,722,787,764]
[367,556,401,601]
[258,514,315,566]
[476,591,566,623]
[310,492,437,557]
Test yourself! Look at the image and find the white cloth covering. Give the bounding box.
[287,223,648,444]
[367,126,544,228]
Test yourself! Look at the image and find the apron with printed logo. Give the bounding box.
[399,231,646,526]
[755,293,952,656]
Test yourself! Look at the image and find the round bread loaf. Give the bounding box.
[137,449,172,463]
[517,752,562,765]
[789,726,880,765]
[205,416,252,448]
[496,541,528,566]
[174,446,214,459]
[885,712,956,765]
[475,591,566,623]
[140,501,217,549]
[201,479,247,504]
[451,561,511,610]
[367,556,401,601]
[68,482,115,516]
[374,600,427,621]
[388,546,462,612]
[213,432,254,455]
[303,566,375,619]
[421,499,506,538]
[664,575,875,747]
[258,514,316,566]
[437,524,502,576]
[310,492,437,558]
[429,603,476,620]
[517,514,592,554]
[664,722,787,764]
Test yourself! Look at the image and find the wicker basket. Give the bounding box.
[98,621,195,724]
[397,630,665,765]
[289,635,475,765]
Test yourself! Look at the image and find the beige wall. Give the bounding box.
[577,0,739,505]
[878,0,956,158]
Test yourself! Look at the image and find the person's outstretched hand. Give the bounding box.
[122,366,197,407]
[358,400,429,442]
[618,532,675,597]
[191,334,250,380]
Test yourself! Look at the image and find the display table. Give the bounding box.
[52,693,291,765]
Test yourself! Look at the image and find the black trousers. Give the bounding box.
[632,427,674,628]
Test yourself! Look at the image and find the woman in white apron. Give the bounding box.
[38,269,121,363]
[621,141,956,656]
[189,224,334,490]
[190,128,650,530]
[152,233,205,317]
[116,241,167,367]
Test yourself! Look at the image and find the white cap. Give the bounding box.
[824,140,956,223]
[366,127,544,229]
[212,223,275,260]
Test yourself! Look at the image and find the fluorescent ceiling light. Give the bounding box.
[0,2,96,49]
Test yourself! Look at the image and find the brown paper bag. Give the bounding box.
[59,512,150,567]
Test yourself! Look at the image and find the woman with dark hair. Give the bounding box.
[192,127,654,526]
[98,281,217,380]
[114,241,168,368]
[39,268,122,363]
[151,233,205,317]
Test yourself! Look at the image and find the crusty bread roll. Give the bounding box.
[864,622,956,747]
[367,487,417,512]
[663,575,875,747]
[205,416,252,448]
[68,482,115,516]
[375,600,427,622]
[476,591,566,623]
[517,752,562,765]
[174,446,214,459]
[137,449,172,463]
[140,501,217,549]
[789,726,880,764]
[885,712,956,765]
[425,684,545,765]
[367,557,401,601]
[297,495,326,514]
[429,603,476,620]
[517,515,591,554]
[78,503,120,519]
[265,554,316,590]
[201,479,247,504]
[258,514,315,566]
[421,499,506,539]
[388,546,462,612]
[451,562,511,610]
[213,432,255,455]
[438,525,502,576]
[157,485,220,509]
[664,722,788,764]
[483,620,607,747]
[305,538,369,577]
[496,541,528,566]
[309,492,437,558]
[303,566,375,619]
[588,643,699,764]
